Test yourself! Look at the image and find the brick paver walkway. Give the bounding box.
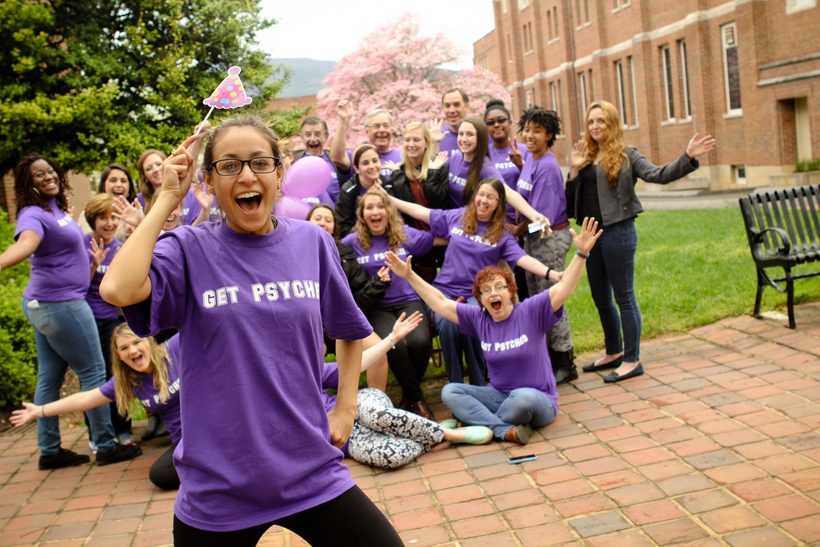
[2,305,820,546]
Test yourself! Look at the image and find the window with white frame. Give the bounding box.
[721,22,742,114]
[578,72,588,117]
[615,60,628,126]
[660,44,675,121]
[679,40,691,119]
[628,56,639,126]
[550,81,559,112]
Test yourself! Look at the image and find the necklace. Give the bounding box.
[490,144,510,164]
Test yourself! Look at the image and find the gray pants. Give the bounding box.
[525,226,573,353]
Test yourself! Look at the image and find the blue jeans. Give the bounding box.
[429,296,486,385]
[585,219,642,362]
[22,298,115,454]
[441,383,557,439]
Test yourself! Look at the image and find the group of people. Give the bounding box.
[2,84,715,544]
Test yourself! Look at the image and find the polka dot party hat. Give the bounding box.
[203,66,253,109]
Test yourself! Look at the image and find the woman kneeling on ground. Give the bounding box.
[385,218,602,445]
[12,324,181,489]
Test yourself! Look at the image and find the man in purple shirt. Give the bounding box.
[439,89,470,159]
[330,102,402,180]
[293,116,342,204]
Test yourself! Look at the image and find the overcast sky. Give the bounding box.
[256,1,496,69]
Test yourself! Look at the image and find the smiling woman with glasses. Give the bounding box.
[210,156,281,176]
[385,217,602,445]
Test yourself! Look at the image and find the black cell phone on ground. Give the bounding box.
[508,454,537,464]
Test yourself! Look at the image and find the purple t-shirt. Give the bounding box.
[447,152,504,207]
[490,143,529,224]
[341,226,434,306]
[14,200,90,302]
[340,148,402,182]
[457,289,563,411]
[429,208,527,299]
[516,152,568,227]
[121,218,372,532]
[83,233,123,319]
[99,334,183,444]
[440,126,460,160]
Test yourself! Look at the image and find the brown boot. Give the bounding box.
[504,423,533,445]
[410,400,433,420]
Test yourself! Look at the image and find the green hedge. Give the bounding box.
[0,209,37,406]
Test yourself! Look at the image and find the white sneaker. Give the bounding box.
[88,441,98,455]
[116,433,136,446]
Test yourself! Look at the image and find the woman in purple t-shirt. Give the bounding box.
[389,178,560,387]
[385,218,601,445]
[341,188,448,420]
[12,325,180,489]
[0,155,142,470]
[100,115,403,546]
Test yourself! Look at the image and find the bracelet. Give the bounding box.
[545,267,552,280]
[388,333,396,349]
[576,250,590,259]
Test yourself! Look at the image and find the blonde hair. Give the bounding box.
[355,188,406,253]
[401,123,431,182]
[84,193,115,227]
[110,323,172,419]
[583,101,629,187]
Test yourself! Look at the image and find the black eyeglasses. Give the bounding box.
[210,157,281,176]
[485,117,509,126]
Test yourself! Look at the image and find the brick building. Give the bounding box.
[474,0,820,190]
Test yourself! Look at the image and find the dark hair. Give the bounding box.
[461,177,510,245]
[517,106,561,149]
[484,99,511,120]
[300,116,328,134]
[472,266,518,308]
[442,88,469,104]
[306,203,339,239]
[98,164,137,203]
[459,117,491,204]
[14,154,71,213]
[353,144,378,168]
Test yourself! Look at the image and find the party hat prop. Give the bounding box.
[193,66,253,138]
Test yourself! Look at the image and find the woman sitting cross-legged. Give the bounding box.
[385,218,602,445]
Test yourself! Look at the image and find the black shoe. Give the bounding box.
[582,355,623,373]
[603,363,644,384]
[39,448,90,470]
[96,443,142,466]
[552,350,578,386]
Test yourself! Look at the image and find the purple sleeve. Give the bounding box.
[430,208,461,239]
[322,362,340,390]
[340,233,356,248]
[455,302,481,339]
[318,230,373,341]
[481,159,504,182]
[530,289,564,333]
[121,233,189,337]
[14,208,45,240]
[406,227,434,256]
[98,377,117,401]
[501,233,529,267]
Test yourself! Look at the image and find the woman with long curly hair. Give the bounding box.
[12,325,181,489]
[0,155,142,470]
[341,188,448,419]
[567,101,715,383]
[388,178,562,386]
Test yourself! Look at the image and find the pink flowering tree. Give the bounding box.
[315,13,511,148]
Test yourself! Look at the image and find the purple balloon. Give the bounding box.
[275,196,311,220]
[281,156,332,199]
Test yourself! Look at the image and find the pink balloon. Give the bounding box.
[275,196,311,220]
[281,156,332,199]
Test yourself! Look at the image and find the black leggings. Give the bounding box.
[149,445,179,490]
[366,300,431,402]
[173,485,402,546]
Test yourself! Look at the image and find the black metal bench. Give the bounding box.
[739,185,820,328]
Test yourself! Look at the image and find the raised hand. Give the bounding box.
[570,140,588,169]
[391,311,424,342]
[87,237,110,269]
[112,195,145,228]
[377,266,391,283]
[570,217,603,255]
[686,133,716,160]
[509,138,524,169]
[10,402,39,427]
[192,181,213,211]
[382,160,401,172]
[385,251,412,279]
[161,135,198,203]
[336,100,354,121]
[429,118,445,143]
[429,151,448,170]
